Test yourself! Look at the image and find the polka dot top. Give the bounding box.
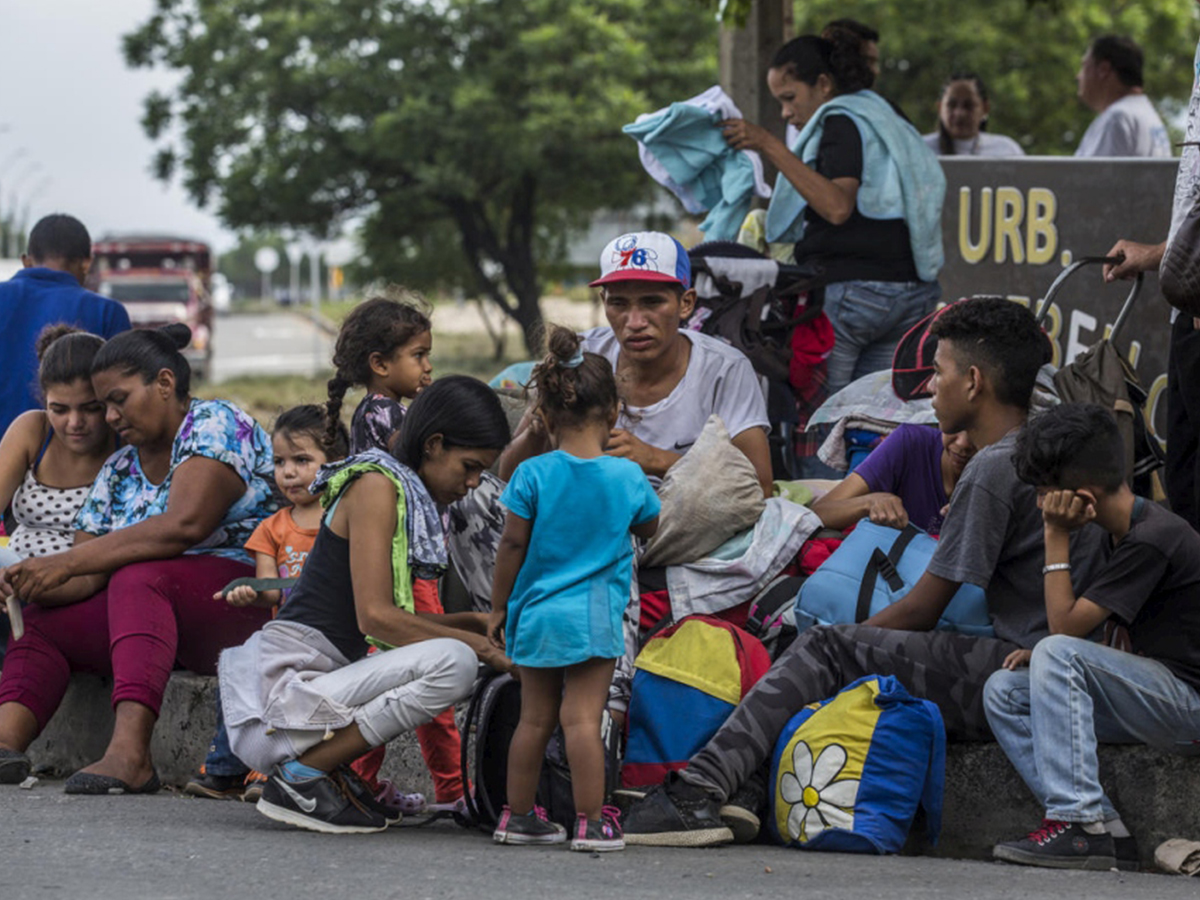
[8,468,91,558]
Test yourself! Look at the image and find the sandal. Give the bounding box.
[64,769,162,795]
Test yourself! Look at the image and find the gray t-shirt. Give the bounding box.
[926,432,1107,647]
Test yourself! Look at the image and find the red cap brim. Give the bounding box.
[588,270,686,288]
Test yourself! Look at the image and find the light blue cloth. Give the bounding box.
[500,451,660,668]
[765,91,946,282]
[624,103,759,241]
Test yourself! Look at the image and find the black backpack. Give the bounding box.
[458,670,621,830]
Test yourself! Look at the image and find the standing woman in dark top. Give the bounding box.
[722,32,947,397]
[221,376,514,835]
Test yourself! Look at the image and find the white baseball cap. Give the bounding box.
[589,231,691,289]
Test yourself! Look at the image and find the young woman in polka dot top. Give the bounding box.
[0,325,116,560]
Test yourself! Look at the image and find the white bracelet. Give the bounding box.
[1043,562,1071,575]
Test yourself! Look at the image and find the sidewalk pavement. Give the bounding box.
[1,782,1195,900]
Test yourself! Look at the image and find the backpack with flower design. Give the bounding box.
[767,674,945,854]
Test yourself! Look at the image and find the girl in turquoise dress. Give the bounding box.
[488,326,660,852]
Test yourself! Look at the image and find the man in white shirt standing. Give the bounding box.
[1075,34,1171,158]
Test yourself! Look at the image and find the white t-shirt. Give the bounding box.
[580,327,769,476]
[1075,94,1172,158]
[922,132,1025,158]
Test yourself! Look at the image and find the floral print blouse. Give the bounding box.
[73,399,277,563]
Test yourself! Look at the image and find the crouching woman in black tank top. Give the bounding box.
[220,376,513,834]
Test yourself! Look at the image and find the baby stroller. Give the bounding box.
[685,241,826,479]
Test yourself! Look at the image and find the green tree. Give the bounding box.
[124,0,717,352]
[714,1,1196,153]
[803,0,1196,154]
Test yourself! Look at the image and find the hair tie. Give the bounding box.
[561,350,584,369]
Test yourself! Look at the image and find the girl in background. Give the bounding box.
[325,294,433,455]
[925,72,1025,157]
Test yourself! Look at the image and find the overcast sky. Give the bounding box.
[0,0,233,251]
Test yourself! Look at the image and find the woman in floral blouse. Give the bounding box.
[0,324,277,795]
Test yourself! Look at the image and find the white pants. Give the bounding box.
[286,637,477,756]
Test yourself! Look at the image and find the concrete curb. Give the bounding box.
[27,673,436,797]
[26,672,1200,867]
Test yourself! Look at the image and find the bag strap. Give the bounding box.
[459,669,507,829]
[745,575,805,637]
[854,526,920,623]
[855,548,902,622]
[887,524,922,567]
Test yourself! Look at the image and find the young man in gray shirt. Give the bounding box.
[623,297,1107,848]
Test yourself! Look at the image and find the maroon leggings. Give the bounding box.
[0,555,269,733]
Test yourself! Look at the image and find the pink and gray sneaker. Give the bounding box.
[570,806,625,852]
[493,805,568,845]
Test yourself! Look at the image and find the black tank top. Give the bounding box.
[275,521,368,661]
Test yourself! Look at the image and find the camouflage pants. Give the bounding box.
[681,623,1018,802]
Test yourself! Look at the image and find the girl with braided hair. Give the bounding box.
[325,293,432,455]
[488,325,660,852]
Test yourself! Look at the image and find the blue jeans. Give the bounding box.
[984,635,1200,823]
[203,685,249,777]
[823,279,941,398]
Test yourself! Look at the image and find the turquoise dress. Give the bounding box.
[500,452,660,668]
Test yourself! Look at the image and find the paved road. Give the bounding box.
[210,312,332,382]
[0,785,1192,900]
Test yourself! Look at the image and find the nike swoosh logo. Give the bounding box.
[673,441,695,452]
[277,778,318,813]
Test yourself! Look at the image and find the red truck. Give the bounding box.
[87,234,214,380]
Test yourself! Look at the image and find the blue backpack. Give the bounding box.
[795,522,994,638]
[768,674,946,853]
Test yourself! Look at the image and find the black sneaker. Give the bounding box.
[333,766,403,827]
[719,776,765,844]
[0,748,32,785]
[492,805,568,845]
[570,807,625,852]
[1114,835,1139,872]
[993,820,1117,870]
[183,768,246,801]
[256,766,388,834]
[623,772,734,847]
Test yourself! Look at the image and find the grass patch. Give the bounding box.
[196,329,530,427]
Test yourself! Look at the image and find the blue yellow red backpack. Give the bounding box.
[768,674,946,854]
[622,615,771,787]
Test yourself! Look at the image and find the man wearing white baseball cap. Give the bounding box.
[499,232,771,491]
[572,231,772,494]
